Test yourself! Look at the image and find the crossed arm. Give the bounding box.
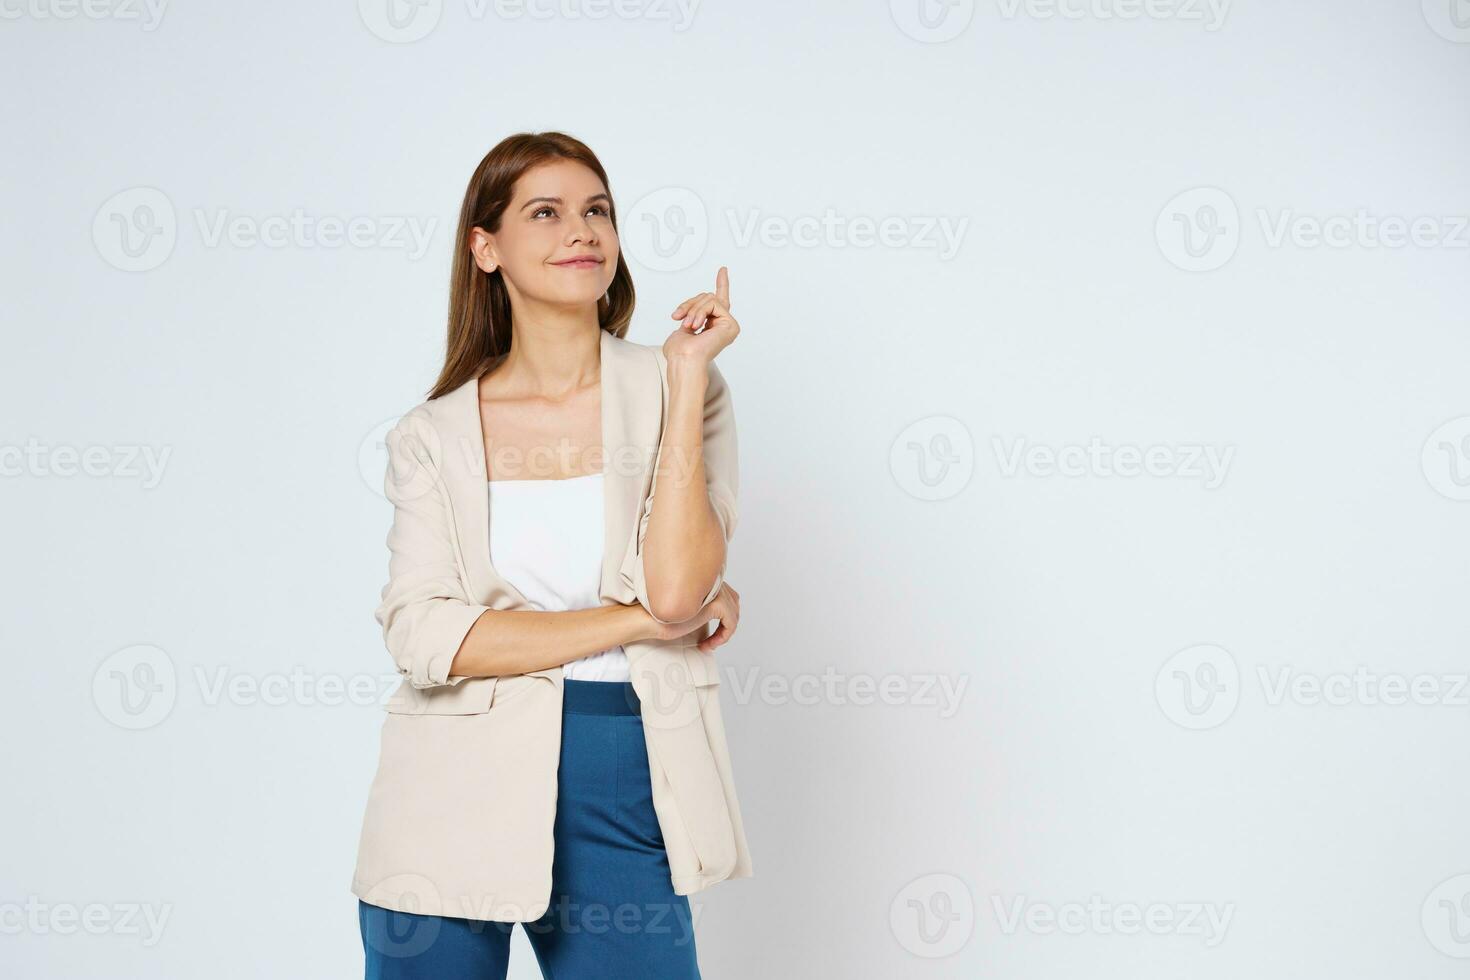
[376,356,738,687]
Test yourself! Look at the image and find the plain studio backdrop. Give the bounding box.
[3,2,1468,978]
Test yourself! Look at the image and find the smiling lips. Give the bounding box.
[552,256,603,269]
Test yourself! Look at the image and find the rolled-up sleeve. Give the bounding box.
[619,359,739,625]
[374,413,491,689]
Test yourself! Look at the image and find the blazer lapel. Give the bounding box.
[599,329,663,608]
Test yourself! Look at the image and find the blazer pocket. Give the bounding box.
[384,675,499,715]
[682,647,722,688]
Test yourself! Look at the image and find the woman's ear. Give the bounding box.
[468,226,499,274]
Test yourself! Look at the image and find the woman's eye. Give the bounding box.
[531,205,607,219]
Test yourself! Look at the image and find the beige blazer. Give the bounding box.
[350,329,752,923]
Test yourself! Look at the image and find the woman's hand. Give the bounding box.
[646,582,740,652]
[664,266,740,366]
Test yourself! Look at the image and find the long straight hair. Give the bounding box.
[427,132,636,401]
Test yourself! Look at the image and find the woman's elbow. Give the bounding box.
[646,579,714,625]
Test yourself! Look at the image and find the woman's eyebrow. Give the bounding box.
[520,193,611,212]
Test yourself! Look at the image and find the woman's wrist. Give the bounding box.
[665,353,710,392]
[614,601,662,644]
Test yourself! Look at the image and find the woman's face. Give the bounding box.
[474,159,619,311]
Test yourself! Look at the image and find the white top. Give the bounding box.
[487,472,629,682]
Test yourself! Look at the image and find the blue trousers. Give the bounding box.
[359,680,701,979]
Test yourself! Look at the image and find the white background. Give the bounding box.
[3,1,1469,977]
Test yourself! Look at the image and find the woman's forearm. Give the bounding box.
[448,604,657,679]
[640,356,727,623]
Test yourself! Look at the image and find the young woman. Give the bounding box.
[349,132,753,979]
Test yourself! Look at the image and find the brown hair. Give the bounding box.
[427,131,635,401]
